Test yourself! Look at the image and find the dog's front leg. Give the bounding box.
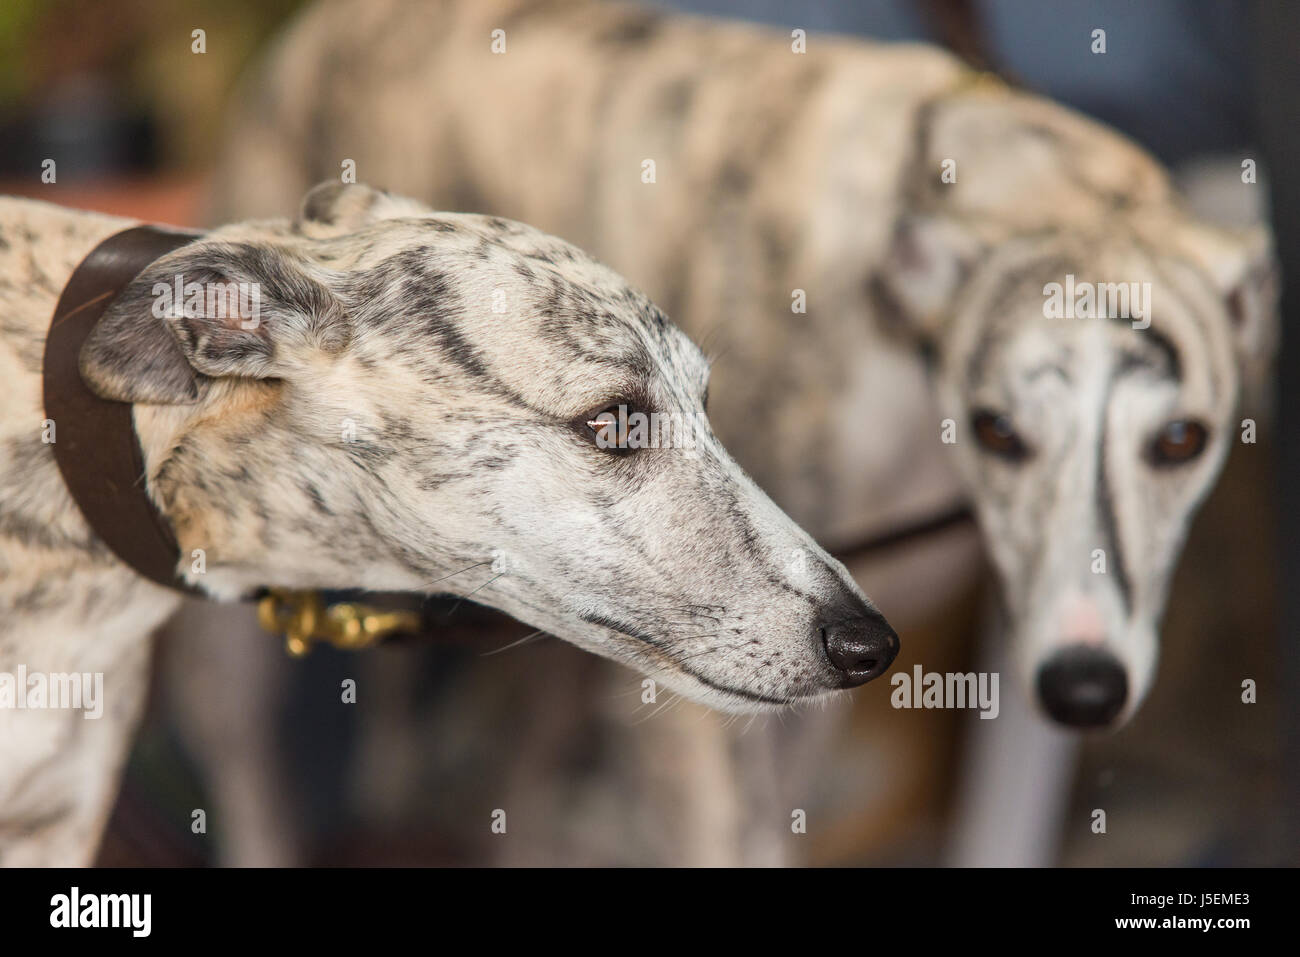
[0,630,156,866]
[0,569,177,867]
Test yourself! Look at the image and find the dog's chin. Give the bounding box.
[649,666,841,714]
[562,614,843,713]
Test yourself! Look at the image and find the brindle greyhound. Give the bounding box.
[0,183,896,865]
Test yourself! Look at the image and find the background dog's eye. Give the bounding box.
[972,410,1030,461]
[1148,419,1208,466]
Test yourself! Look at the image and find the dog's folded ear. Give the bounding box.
[871,213,986,343]
[1175,221,1280,385]
[296,181,434,237]
[80,241,350,404]
[1216,227,1278,375]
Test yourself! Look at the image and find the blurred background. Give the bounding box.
[2,0,1293,865]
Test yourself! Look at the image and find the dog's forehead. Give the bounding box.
[337,217,709,412]
[963,237,1227,395]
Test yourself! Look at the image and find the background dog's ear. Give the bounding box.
[1218,226,1278,378]
[871,214,986,343]
[296,181,433,237]
[81,241,350,404]
[1177,221,1280,384]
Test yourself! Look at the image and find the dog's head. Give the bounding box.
[875,90,1277,727]
[80,183,896,710]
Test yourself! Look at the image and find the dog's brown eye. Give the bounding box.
[972,409,1029,461]
[582,404,634,453]
[1148,419,1208,466]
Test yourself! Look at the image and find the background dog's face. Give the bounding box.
[880,215,1274,728]
[944,235,1269,726]
[873,91,1278,728]
[82,184,896,710]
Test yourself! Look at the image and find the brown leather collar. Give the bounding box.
[42,224,205,596]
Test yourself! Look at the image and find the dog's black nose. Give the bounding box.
[820,610,899,687]
[1036,645,1128,727]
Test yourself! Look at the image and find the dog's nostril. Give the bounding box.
[820,611,899,688]
[1036,645,1128,728]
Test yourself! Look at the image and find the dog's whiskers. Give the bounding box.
[480,628,549,656]
[443,570,505,619]
[634,687,687,724]
[423,560,491,590]
[671,640,728,664]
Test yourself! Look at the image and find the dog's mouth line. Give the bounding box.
[578,610,795,706]
[677,669,795,706]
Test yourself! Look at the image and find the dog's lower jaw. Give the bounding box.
[644,664,855,715]
[672,677,796,714]
[173,553,437,602]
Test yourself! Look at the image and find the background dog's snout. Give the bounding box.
[820,611,899,687]
[1036,645,1129,727]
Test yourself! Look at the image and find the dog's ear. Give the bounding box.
[80,241,350,404]
[1177,221,1280,381]
[296,181,433,237]
[871,214,986,342]
[1217,226,1278,377]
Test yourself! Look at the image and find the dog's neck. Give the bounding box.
[0,206,282,603]
[42,223,212,596]
[0,202,187,615]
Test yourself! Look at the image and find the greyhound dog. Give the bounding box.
[0,183,894,865]
[212,0,1275,728]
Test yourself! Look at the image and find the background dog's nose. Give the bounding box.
[821,611,899,687]
[1036,645,1128,727]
